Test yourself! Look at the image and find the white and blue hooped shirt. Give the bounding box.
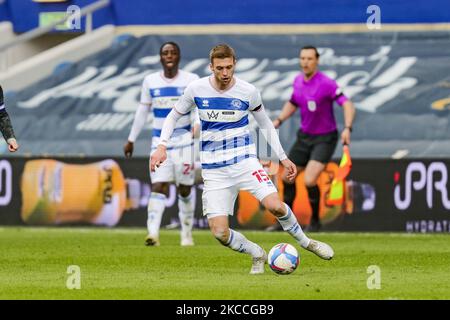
[174,76,262,169]
[140,70,199,149]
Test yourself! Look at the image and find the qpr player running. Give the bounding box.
[151,44,334,274]
[124,42,200,247]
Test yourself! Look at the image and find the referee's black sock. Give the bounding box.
[283,181,296,209]
[307,185,321,225]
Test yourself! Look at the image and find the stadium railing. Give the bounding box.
[0,0,110,72]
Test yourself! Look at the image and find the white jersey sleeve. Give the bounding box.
[249,87,263,111]
[191,73,200,82]
[191,106,200,126]
[251,105,287,161]
[174,83,195,115]
[140,77,152,105]
[127,103,150,143]
[159,109,183,146]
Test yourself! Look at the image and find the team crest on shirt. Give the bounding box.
[231,99,242,109]
[308,100,317,112]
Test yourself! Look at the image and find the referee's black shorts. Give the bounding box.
[288,129,338,167]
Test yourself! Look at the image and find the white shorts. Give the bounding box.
[201,157,278,217]
[150,145,195,186]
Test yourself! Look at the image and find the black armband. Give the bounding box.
[0,85,4,106]
[252,104,262,112]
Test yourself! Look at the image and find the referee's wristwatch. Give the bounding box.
[344,126,353,132]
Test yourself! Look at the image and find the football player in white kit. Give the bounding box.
[151,44,334,274]
[124,42,199,247]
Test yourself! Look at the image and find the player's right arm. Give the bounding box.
[124,78,152,158]
[191,107,201,139]
[124,103,151,157]
[150,83,196,172]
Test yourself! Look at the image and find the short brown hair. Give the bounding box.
[301,45,320,58]
[209,44,236,64]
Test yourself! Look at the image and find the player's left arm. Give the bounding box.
[250,92,297,181]
[333,85,355,145]
[0,111,18,152]
[0,86,19,152]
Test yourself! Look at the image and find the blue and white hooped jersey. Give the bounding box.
[174,76,262,169]
[141,70,199,149]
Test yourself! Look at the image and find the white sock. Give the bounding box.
[277,203,311,248]
[225,229,264,258]
[147,192,166,237]
[178,193,195,237]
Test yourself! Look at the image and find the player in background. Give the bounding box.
[124,42,200,246]
[151,44,334,274]
[273,46,355,232]
[0,85,19,152]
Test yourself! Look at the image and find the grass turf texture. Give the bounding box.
[0,227,449,299]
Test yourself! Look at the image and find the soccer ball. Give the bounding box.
[268,243,299,275]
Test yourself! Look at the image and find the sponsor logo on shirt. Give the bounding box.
[153,97,178,108]
[206,110,219,120]
[222,111,235,115]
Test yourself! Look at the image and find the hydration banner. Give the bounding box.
[1,157,450,233]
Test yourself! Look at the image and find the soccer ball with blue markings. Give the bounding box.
[268,243,299,275]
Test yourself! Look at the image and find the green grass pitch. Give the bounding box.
[0,227,449,300]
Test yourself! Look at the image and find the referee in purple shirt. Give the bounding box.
[273,46,355,231]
